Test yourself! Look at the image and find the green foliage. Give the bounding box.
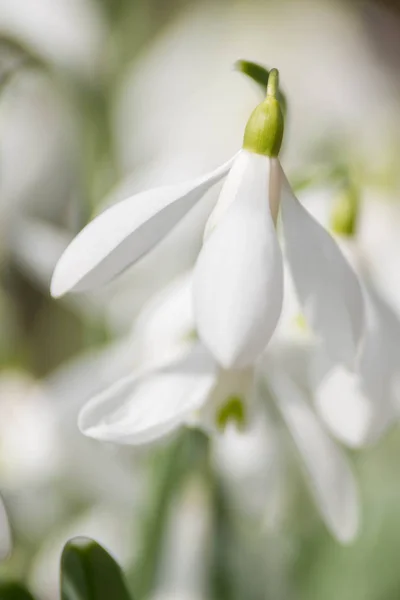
[60,537,132,600]
[0,582,36,600]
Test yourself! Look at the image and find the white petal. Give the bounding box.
[267,366,359,543]
[51,156,236,297]
[313,362,378,449]
[0,495,12,560]
[133,272,195,370]
[280,166,364,366]
[78,344,217,445]
[194,151,283,368]
[313,289,398,448]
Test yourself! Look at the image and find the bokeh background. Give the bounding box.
[1,0,400,598]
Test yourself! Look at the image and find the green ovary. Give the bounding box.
[216,396,246,432]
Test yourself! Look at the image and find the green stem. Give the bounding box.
[209,475,236,600]
[129,429,210,600]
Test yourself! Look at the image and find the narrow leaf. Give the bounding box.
[0,582,36,600]
[61,537,132,600]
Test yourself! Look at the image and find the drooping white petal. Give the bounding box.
[0,495,12,560]
[267,366,359,543]
[314,363,375,449]
[78,344,218,445]
[194,150,283,369]
[313,289,398,447]
[280,166,364,367]
[51,156,236,297]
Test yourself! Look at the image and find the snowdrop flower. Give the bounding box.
[79,272,359,544]
[51,68,364,370]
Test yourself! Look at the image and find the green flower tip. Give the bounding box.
[242,67,284,158]
[330,185,360,237]
[216,396,246,432]
[266,68,279,98]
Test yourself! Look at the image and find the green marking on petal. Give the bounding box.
[242,68,284,158]
[183,329,198,343]
[216,396,246,432]
[293,312,308,332]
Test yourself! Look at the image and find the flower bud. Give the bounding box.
[330,184,360,237]
[242,69,284,158]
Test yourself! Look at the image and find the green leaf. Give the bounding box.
[234,59,287,113]
[61,537,132,600]
[0,582,36,600]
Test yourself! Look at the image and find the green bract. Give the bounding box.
[242,69,284,158]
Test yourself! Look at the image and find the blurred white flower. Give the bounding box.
[78,272,359,543]
[0,372,60,487]
[0,347,141,555]
[0,0,106,77]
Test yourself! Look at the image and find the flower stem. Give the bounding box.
[128,429,210,599]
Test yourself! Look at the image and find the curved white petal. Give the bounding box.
[51,156,236,297]
[280,167,364,366]
[313,289,397,448]
[313,362,379,449]
[0,495,12,560]
[267,366,359,543]
[194,151,283,369]
[78,344,218,445]
[133,272,195,370]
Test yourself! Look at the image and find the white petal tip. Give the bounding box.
[50,276,65,298]
[50,259,77,298]
[205,346,254,370]
[333,517,359,545]
[78,406,106,441]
